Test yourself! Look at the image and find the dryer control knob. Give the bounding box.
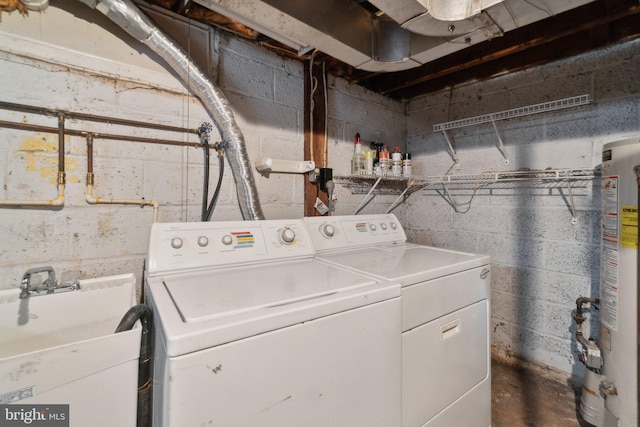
[369,224,377,231]
[280,227,296,244]
[222,235,233,245]
[390,222,397,230]
[198,236,209,247]
[380,223,387,230]
[171,238,183,249]
[321,224,335,238]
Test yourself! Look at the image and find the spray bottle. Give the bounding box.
[351,133,365,175]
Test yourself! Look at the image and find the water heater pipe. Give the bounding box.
[0,113,65,208]
[77,0,264,220]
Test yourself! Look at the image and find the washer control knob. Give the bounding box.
[280,227,296,244]
[222,235,233,246]
[390,222,397,230]
[380,223,387,230]
[321,224,335,239]
[171,238,183,249]
[369,223,377,232]
[197,236,209,247]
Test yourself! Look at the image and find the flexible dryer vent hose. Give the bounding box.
[77,0,265,220]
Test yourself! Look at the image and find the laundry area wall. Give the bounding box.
[2,1,639,381]
[0,2,404,290]
[405,39,640,375]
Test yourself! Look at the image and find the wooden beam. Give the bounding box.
[304,59,329,217]
[388,10,640,99]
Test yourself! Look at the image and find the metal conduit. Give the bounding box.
[77,0,265,220]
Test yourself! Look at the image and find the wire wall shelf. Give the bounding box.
[337,168,597,194]
[417,168,598,192]
[432,94,592,165]
[433,94,592,132]
[336,168,599,221]
[334,174,408,196]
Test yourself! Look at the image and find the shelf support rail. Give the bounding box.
[491,120,509,165]
[354,176,383,215]
[567,180,578,225]
[442,130,460,165]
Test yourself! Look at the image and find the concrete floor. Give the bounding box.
[492,359,591,427]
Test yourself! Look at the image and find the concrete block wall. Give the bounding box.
[326,76,407,215]
[406,38,640,376]
[0,3,406,292]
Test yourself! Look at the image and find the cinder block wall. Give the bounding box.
[327,76,407,216]
[406,39,640,376]
[0,4,403,290]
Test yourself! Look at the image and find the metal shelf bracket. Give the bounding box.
[491,120,509,165]
[442,129,460,166]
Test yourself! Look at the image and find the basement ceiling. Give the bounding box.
[145,0,640,100]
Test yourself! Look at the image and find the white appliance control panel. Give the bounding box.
[304,214,407,251]
[147,219,314,275]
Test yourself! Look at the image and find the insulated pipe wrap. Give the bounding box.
[78,0,265,220]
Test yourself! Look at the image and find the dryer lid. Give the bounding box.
[318,244,489,284]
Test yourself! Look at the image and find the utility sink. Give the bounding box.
[0,273,141,427]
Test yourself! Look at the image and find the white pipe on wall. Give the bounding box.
[86,185,159,222]
[0,183,65,207]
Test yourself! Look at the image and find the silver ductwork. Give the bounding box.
[77,0,265,220]
[194,0,598,72]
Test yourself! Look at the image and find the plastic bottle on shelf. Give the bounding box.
[379,145,390,175]
[364,150,374,173]
[402,152,412,177]
[370,142,382,169]
[391,146,402,176]
[351,133,365,175]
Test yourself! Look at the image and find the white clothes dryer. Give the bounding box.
[144,219,401,427]
[304,214,491,427]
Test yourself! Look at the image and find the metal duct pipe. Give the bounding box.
[77,0,264,220]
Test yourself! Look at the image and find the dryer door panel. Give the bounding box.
[402,300,489,427]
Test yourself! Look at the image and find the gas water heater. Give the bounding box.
[578,138,640,427]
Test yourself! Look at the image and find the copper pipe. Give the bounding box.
[58,114,66,179]
[0,119,202,148]
[0,100,198,135]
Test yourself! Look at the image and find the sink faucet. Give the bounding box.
[20,266,56,299]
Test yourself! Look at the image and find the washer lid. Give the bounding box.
[147,258,399,356]
[317,244,490,284]
[165,259,380,323]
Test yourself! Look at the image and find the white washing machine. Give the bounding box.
[304,214,491,427]
[144,219,401,427]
